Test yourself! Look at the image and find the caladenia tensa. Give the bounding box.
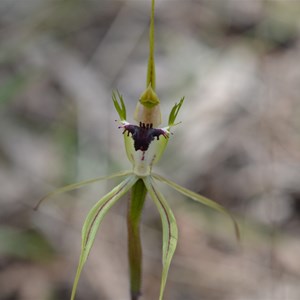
[36,0,240,299]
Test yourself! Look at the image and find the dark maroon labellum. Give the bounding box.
[122,122,168,151]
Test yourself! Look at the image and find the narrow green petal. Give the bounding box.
[35,170,132,210]
[147,0,156,90]
[143,176,178,300]
[71,175,138,300]
[168,97,184,127]
[153,173,240,241]
[112,90,127,121]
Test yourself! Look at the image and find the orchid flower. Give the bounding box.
[36,1,239,299]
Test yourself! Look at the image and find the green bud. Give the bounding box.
[134,84,161,127]
[139,84,160,108]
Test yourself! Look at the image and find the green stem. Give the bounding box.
[127,179,147,300]
[147,0,156,90]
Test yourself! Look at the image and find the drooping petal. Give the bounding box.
[143,176,178,300]
[71,175,138,300]
[35,170,132,210]
[153,173,240,241]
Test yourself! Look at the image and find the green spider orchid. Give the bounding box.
[36,1,239,300]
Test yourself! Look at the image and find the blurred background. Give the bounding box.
[1,0,300,299]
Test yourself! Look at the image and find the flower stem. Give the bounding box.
[127,179,147,300]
